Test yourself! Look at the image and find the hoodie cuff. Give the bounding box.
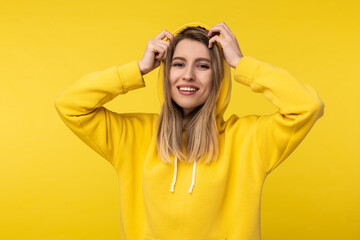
[234,56,263,87]
[116,61,145,93]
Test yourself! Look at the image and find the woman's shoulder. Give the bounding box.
[115,112,160,134]
[118,112,159,123]
[223,114,262,132]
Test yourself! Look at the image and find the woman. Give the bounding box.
[55,22,324,240]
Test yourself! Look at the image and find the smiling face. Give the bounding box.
[169,38,213,117]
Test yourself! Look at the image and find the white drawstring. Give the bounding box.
[170,156,197,194]
[189,159,197,193]
[170,156,178,193]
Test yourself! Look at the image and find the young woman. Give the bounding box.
[55,22,324,240]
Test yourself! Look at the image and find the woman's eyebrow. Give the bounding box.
[172,56,211,63]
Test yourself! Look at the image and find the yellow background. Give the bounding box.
[1,0,359,239]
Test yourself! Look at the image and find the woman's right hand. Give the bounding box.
[138,30,174,75]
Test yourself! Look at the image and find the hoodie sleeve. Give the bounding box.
[54,61,149,167]
[234,56,325,174]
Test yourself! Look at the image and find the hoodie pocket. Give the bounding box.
[141,233,226,240]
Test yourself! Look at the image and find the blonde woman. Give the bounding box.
[55,22,324,240]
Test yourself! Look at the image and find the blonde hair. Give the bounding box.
[157,26,224,165]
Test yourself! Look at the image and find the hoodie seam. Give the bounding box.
[269,115,298,173]
[234,56,262,87]
[255,116,269,174]
[76,111,112,163]
[257,114,298,174]
[116,65,127,93]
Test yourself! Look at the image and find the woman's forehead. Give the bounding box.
[173,39,210,60]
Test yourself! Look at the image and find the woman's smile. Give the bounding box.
[177,84,200,95]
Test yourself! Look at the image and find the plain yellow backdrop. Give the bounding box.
[1,0,359,239]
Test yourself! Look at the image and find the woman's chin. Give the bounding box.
[181,105,205,117]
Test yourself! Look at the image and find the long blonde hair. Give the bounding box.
[157,26,224,165]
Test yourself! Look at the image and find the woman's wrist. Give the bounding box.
[233,55,243,69]
[137,61,146,75]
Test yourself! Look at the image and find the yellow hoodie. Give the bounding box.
[55,22,324,240]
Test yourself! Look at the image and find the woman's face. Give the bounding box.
[169,38,213,117]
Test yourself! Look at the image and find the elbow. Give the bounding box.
[54,96,61,111]
[317,99,325,119]
[303,84,325,119]
[310,98,325,120]
[54,93,67,117]
[54,99,61,115]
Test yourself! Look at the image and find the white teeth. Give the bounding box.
[179,87,197,92]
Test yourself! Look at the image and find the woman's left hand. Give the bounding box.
[208,22,244,68]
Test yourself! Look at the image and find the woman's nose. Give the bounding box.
[182,66,195,81]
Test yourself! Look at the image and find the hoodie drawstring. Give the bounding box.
[170,156,197,194]
[189,158,197,193]
[170,156,178,193]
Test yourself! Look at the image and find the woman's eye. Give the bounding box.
[172,63,183,67]
[199,64,210,69]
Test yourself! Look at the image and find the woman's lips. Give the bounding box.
[177,87,199,96]
[178,89,198,95]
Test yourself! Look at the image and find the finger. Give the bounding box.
[150,38,170,46]
[209,22,232,34]
[208,35,225,48]
[208,22,226,36]
[155,29,174,42]
[156,40,170,49]
[155,50,165,61]
[157,45,168,60]
[162,44,169,60]
[208,25,231,39]
[153,41,169,59]
[217,22,232,34]
[208,23,234,39]
[154,45,166,60]
[148,39,168,55]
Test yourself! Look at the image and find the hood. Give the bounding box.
[157,22,232,131]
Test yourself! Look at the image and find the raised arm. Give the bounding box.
[208,22,324,174]
[234,56,324,173]
[54,62,147,166]
[55,30,174,167]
